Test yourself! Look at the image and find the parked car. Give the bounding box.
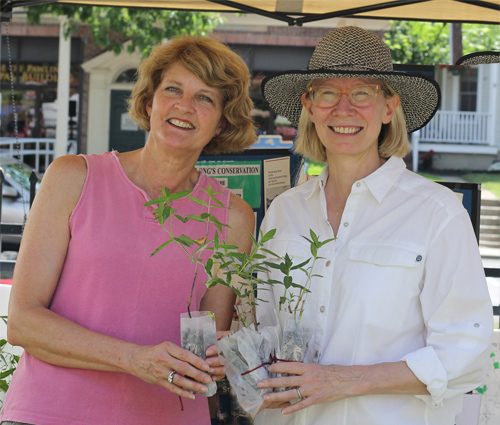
[0,157,38,247]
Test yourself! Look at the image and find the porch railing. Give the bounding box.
[419,110,492,145]
[0,138,77,173]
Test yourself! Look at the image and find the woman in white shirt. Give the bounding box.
[254,26,493,425]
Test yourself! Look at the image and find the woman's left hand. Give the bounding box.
[258,362,363,415]
[205,330,230,381]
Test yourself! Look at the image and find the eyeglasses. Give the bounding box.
[308,84,381,108]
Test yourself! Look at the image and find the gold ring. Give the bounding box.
[296,388,303,401]
[167,370,177,384]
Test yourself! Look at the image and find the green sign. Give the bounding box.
[196,160,261,209]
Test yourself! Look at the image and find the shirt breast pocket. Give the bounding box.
[345,241,425,311]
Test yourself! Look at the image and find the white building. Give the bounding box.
[414,62,500,171]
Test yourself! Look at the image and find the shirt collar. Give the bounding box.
[304,156,406,203]
[363,156,406,203]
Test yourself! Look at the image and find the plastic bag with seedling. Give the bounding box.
[146,185,226,397]
[268,229,335,364]
[204,228,282,416]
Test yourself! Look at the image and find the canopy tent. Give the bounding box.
[2,0,500,25]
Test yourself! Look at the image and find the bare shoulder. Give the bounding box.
[228,193,255,229]
[36,154,87,212]
[227,193,255,251]
[43,154,86,182]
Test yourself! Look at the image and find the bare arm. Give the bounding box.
[258,360,427,414]
[7,156,212,399]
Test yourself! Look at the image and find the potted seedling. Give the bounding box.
[270,229,335,363]
[204,228,282,416]
[146,186,226,397]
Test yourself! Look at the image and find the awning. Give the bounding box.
[4,0,500,25]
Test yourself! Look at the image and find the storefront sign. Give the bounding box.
[0,63,59,84]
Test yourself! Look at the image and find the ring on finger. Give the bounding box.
[167,370,177,385]
[296,388,304,401]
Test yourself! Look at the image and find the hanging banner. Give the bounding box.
[196,160,261,209]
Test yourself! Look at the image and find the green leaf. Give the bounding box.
[219,243,239,250]
[291,258,311,270]
[206,277,227,288]
[174,214,189,223]
[309,229,319,243]
[208,215,225,232]
[205,258,214,274]
[187,195,210,207]
[170,189,191,200]
[264,261,282,270]
[319,237,336,247]
[291,284,310,292]
[0,368,16,379]
[174,235,195,247]
[259,248,281,258]
[151,239,174,256]
[226,252,246,261]
[184,214,207,223]
[260,228,277,243]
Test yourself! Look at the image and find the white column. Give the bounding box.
[55,15,70,158]
[86,70,111,154]
[412,130,420,172]
[487,64,499,147]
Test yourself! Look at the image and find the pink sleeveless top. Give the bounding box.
[1,151,231,425]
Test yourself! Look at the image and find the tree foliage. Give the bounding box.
[26,5,222,56]
[385,21,500,65]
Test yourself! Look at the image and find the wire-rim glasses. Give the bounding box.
[308,84,381,108]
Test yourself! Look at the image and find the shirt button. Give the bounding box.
[319,305,326,313]
[325,260,331,267]
[343,222,349,227]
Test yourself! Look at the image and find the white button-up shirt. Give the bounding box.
[255,157,493,425]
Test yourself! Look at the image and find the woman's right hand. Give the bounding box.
[129,341,214,399]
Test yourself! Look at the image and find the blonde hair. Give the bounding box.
[294,82,410,162]
[129,36,256,154]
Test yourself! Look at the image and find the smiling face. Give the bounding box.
[146,62,224,156]
[301,77,399,162]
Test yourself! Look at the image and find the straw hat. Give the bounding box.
[456,51,500,66]
[261,26,440,133]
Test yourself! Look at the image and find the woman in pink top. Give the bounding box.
[1,36,255,425]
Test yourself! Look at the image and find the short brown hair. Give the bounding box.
[294,82,409,162]
[129,36,256,154]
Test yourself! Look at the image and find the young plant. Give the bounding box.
[145,185,226,317]
[204,228,279,329]
[267,230,335,321]
[205,229,335,326]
